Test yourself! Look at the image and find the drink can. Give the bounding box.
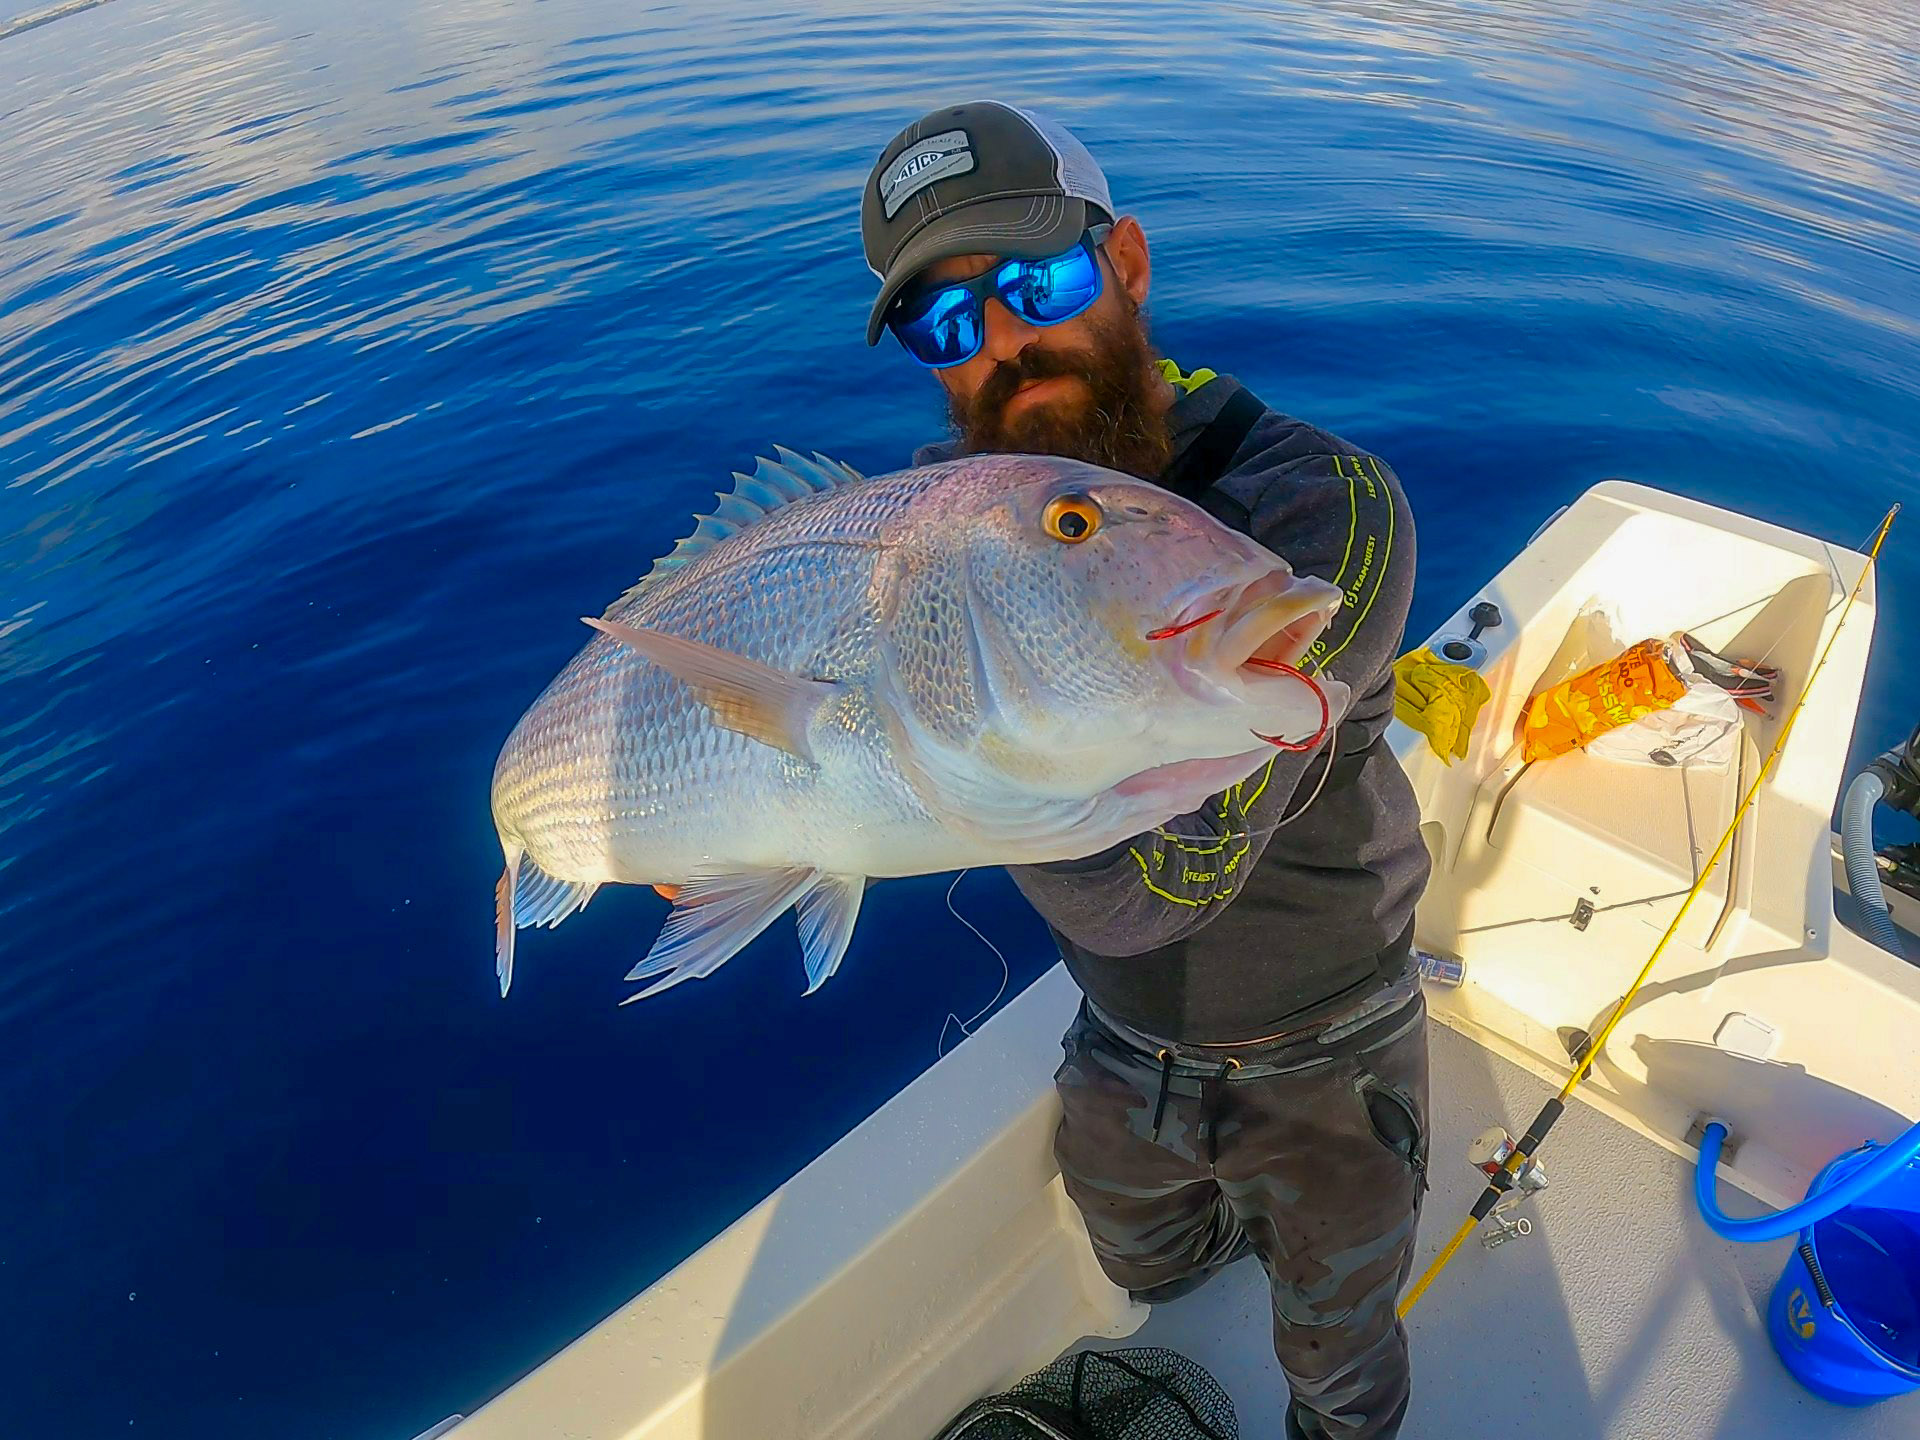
[1414,948,1465,987]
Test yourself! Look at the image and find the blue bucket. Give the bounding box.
[1767,1143,1920,1405]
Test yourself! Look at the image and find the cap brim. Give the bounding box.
[865,194,1089,346]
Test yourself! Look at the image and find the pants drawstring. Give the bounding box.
[1198,1057,1243,1167]
[1149,1049,1174,1141]
[1151,1050,1245,1161]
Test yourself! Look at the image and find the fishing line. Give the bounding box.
[1274,739,1340,830]
[937,869,1011,1058]
[1678,516,1874,683]
[927,647,1342,1057]
[1397,502,1899,1319]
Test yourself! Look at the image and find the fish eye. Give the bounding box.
[1042,493,1102,544]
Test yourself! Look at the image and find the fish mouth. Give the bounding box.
[1152,569,1343,693]
[1218,570,1343,673]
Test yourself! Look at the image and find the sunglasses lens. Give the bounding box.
[887,236,1103,368]
[890,284,981,367]
[1005,244,1102,326]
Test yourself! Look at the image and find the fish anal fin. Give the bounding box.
[495,850,520,997]
[583,617,834,762]
[621,868,816,1004]
[795,873,866,994]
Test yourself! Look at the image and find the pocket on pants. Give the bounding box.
[1357,1071,1429,1195]
[1054,1006,1100,1085]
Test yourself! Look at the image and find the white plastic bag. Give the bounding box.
[1585,643,1742,769]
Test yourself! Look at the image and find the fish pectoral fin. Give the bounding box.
[621,867,816,1004]
[795,873,866,994]
[582,617,834,762]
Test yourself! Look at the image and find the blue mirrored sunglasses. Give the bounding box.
[886,225,1112,369]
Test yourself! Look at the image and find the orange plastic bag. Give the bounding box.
[1518,637,1689,763]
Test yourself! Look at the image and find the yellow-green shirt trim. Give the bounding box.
[1156,358,1218,394]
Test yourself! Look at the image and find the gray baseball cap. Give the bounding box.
[861,101,1115,346]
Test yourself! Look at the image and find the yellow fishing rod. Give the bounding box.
[1399,502,1900,1319]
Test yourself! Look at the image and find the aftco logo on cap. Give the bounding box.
[879,129,974,218]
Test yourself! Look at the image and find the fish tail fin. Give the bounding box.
[495,844,522,998]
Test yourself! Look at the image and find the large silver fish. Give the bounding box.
[491,448,1346,1002]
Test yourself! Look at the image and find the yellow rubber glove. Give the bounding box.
[1393,648,1492,764]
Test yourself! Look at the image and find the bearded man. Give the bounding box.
[860,103,1432,1440]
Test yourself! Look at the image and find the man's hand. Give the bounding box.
[653,884,680,902]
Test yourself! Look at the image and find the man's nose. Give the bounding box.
[978,295,1038,365]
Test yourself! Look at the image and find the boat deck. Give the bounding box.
[441,959,1917,1440]
[1108,1017,1909,1439]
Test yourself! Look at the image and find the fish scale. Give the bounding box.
[490,449,1346,1003]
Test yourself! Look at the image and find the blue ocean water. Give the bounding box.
[2,0,1917,1435]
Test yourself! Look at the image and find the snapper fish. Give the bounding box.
[490,448,1345,1003]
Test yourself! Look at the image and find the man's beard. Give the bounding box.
[947,298,1173,480]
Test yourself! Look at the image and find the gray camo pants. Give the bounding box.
[1053,991,1429,1440]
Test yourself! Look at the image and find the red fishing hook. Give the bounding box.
[1144,608,1223,642]
[1244,656,1330,752]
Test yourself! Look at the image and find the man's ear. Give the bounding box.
[1104,215,1151,307]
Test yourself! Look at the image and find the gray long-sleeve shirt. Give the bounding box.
[914,369,1429,1044]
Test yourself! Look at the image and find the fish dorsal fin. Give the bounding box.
[618,448,865,605]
